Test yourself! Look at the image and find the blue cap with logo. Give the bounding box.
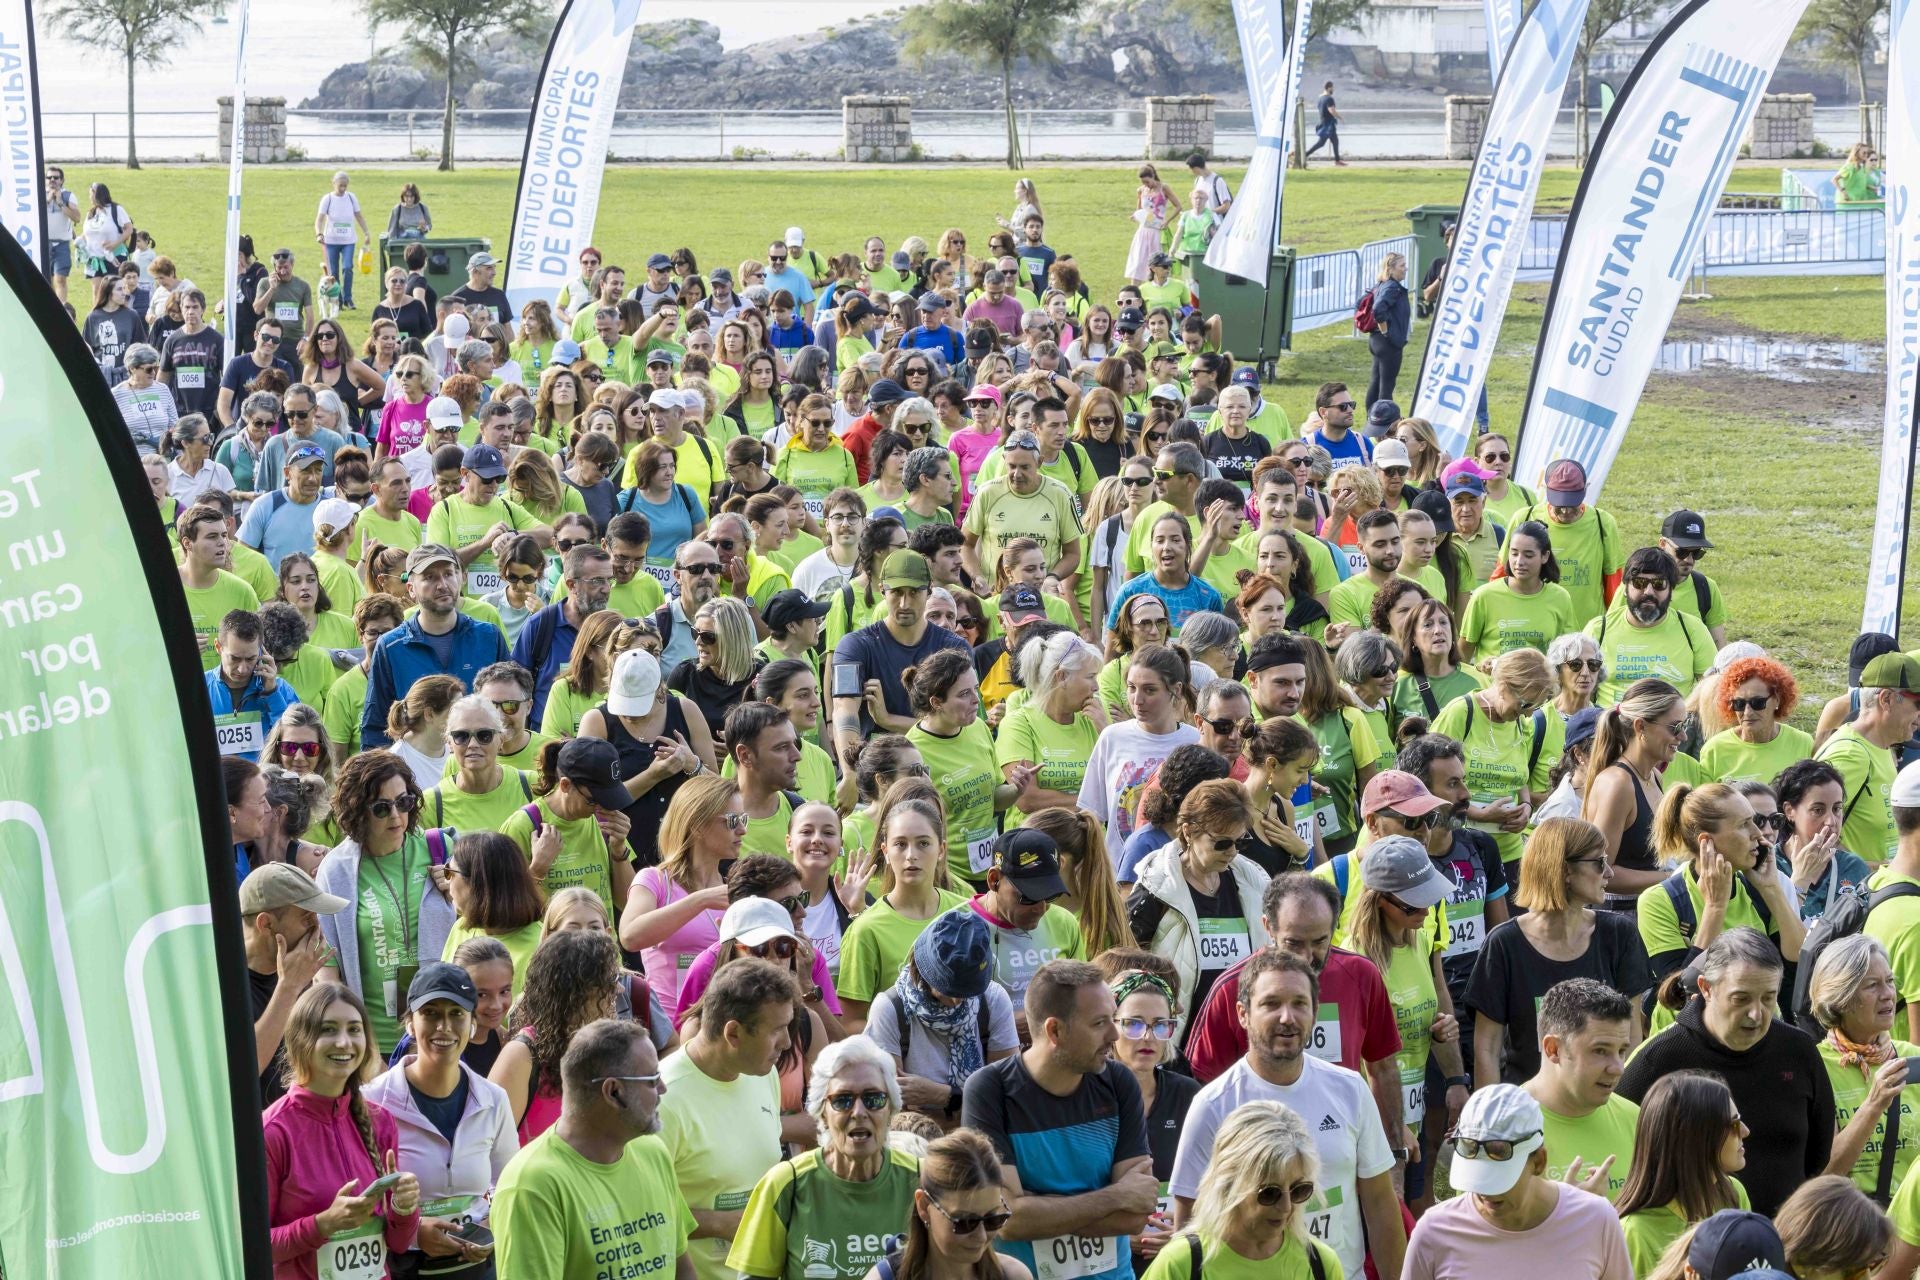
[462,443,507,481]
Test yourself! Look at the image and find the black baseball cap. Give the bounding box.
[556,738,633,811]
[765,588,831,631]
[407,961,478,1013]
[992,829,1067,899]
[1661,509,1714,549]
[1000,584,1047,625]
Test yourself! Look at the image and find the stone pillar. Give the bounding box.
[842,96,913,163]
[218,96,288,163]
[1445,95,1491,161]
[1144,96,1215,160]
[1745,93,1816,160]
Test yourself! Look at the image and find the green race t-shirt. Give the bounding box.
[1303,706,1379,846]
[182,570,260,670]
[440,918,543,996]
[1866,867,1920,1009]
[1383,938,1438,1134]
[836,889,970,1003]
[908,719,1001,884]
[352,833,432,1053]
[1390,666,1485,728]
[1698,725,1815,784]
[1326,574,1382,630]
[973,900,1087,1001]
[728,1147,921,1280]
[501,796,615,918]
[492,1129,694,1280]
[1822,1035,1920,1197]
[742,791,797,862]
[1139,1230,1344,1280]
[1622,1181,1750,1280]
[774,444,860,514]
[1512,503,1624,627]
[358,507,423,554]
[1636,861,1778,963]
[1819,726,1898,863]
[425,767,535,836]
[723,737,838,808]
[657,1050,784,1280]
[1237,523,1341,598]
[1430,693,1550,864]
[1540,1093,1638,1202]
[996,705,1101,828]
[321,665,368,756]
[423,494,542,594]
[1459,578,1577,657]
[964,476,1083,570]
[1586,607,1717,704]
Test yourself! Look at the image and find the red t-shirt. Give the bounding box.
[841,411,887,483]
[1184,945,1400,1083]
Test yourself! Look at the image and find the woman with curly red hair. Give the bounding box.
[1699,655,1814,784]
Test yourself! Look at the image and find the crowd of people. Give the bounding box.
[61,159,1920,1280]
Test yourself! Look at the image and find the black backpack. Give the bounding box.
[1658,867,1773,949]
[1790,880,1920,1037]
[1182,1233,1327,1280]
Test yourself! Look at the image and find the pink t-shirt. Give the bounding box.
[672,938,842,1026]
[947,429,1000,512]
[377,396,430,455]
[634,867,722,1007]
[964,294,1024,337]
[1403,1182,1631,1280]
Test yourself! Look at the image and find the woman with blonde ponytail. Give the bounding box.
[1026,805,1129,956]
[1583,678,1687,912]
[1637,780,1802,991]
[265,982,423,1277]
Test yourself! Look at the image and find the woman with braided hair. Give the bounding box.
[265,982,422,1278]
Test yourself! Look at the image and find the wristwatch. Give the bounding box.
[1445,1074,1472,1090]
[944,1087,963,1118]
[1390,1146,1410,1163]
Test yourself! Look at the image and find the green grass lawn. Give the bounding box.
[70,161,1896,699]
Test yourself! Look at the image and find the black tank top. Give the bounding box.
[598,696,691,869]
[1611,759,1658,874]
[312,361,367,431]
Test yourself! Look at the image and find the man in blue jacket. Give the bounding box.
[205,608,300,762]
[360,543,509,748]
[511,543,614,725]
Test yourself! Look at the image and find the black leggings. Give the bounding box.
[1367,332,1405,409]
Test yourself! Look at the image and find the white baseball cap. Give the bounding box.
[425,396,465,430]
[443,313,470,344]
[312,496,359,537]
[1449,1084,1546,1195]
[785,226,806,247]
[1148,383,1185,404]
[606,649,662,717]
[721,897,796,948]
[1373,438,1412,469]
[1892,758,1920,808]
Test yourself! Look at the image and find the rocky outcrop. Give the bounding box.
[299,2,1250,112]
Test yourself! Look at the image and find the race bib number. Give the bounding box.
[1293,802,1316,844]
[214,711,263,757]
[1303,1188,1337,1243]
[466,567,501,596]
[1314,800,1345,841]
[1443,899,1486,959]
[1306,1002,1342,1063]
[1195,918,1251,970]
[177,366,206,389]
[318,1219,385,1280]
[967,832,996,874]
[273,302,299,323]
[1401,1070,1427,1126]
[1035,1234,1114,1280]
[1343,548,1367,575]
[804,496,826,518]
[331,218,354,239]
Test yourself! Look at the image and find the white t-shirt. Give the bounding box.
[317,191,363,245]
[1088,513,1130,640]
[1170,1054,1394,1280]
[1075,719,1200,847]
[802,894,845,979]
[792,547,859,601]
[864,985,1020,1081]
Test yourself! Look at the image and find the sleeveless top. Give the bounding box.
[1611,759,1659,877]
[511,1029,563,1144]
[595,695,692,869]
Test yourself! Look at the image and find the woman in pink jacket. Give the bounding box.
[265,982,422,1279]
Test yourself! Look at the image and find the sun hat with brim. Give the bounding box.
[721,897,797,949]
[1449,1084,1546,1195]
[1360,835,1452,908]
[913,910,993,999]
[239,862,348,915]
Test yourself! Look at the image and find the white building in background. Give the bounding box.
[1325,0,1678,78]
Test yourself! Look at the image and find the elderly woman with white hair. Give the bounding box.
[727,1034,921,1280]
[113,341,176,456]
[1201,385,1274,489]
[998,631,1107,823]
[1808,932,1920,1199]
[1144,1099,1335,1280]
[1547,631,1605,722]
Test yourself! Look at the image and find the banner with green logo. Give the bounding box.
[0,234,270,1275]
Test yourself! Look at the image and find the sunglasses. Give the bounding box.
[775,892,809,916]
[1754,812,1787,831]
[1329,401,1356,411]
[1383,809,1446,832]
[1144,432,1169,447]
[1479,450,1511,463]
[722,812,749,832]
[284,409,312,420]
[680,563,722,576]
[1628,577,1670,592]
[744,936,797,961]
[1286,455,1311,467]
[1729,695,1772,712]
[443,860,468,878]
[555,538,592,553]
[1256,1181,1317,1207]
[1562,658,1604,673]
[449,728,498,747]
[769,255,788,264]
[277,740,322,759]
[693,629,719,645]
[826,1089,890,1113]
[369,793,420,819]
[491,699,524,717]
[258,335,282,346]
[1121,476,1154,488]
[926,1198,1011,1235]
[1153,469,1183,481]
[1567,855,1610,871]
[581,371,605,383]
[1119,1016,1177,1041]
[505,571,540,587]
[710,538,738,552]
[807,417,835,428]
[1204,717,1257,738]
[1087,416,1118,427]
[1384,892,1429,915]
[1206,835,1242,853]
[1451,1130,1540,1161]
[1381,466,1409,478]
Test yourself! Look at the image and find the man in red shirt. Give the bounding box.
[841,376,908,483]
[1184,871,1402,1139]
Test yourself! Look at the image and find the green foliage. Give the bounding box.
[43,0,225,168]
[1794,0,1889,102]
[899,0,1085,168]
[357,0,547,170]
[1170,0,1371,52]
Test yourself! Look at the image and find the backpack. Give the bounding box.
[1182,1233,1326,1280]
[1658,867,1774,951]
[1455,696,1550,780]
[1354,288,1379,334]
[1790,880,1920,1037]
[429,772,532,828]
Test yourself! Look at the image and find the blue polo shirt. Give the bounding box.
[764,266,816,307]
[236,486,334,571]
[509,600,584,725]
[361,612,510,747]
[204,669,300,761]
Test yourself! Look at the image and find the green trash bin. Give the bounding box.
[1404,204,1461,288]
[381,236,492,297]
[1188,247,1296,377]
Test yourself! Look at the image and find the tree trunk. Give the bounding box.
[124,40,140,169]
[440,30,458,171]
[1857,48,1874,149]
[1002,56,1022,171]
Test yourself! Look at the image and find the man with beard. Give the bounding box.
[657,540,725,671]
[241,862,343,1106]
[1584,547,1715,704]
[493,1017,697,1280]
[1326,508,1406,641]
[512,543,615,723]
[829,550,971,762]
[962,961,1157,1280]
[362,543,510,747]
[178,502,262,670]
[1170,947,1405,1280]
[1522,978,1639,1204]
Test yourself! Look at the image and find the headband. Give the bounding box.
[1110,969,1179,1015]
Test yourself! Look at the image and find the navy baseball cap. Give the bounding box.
[462,443,507,481]
[647,253,672,270]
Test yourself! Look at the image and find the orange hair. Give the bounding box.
[1715,656,1799,722]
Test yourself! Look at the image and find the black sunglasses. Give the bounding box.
[448,728,497,746]
[1121,476,1154,488]
[1754,812,1788,831]
[1204,717,1256,737]
[825,1089,890,1113]
[1729,695,1772,712]
[1383,809,1446,832]
[1257,1181,1317,1207]
[680,563,721,576]
[1563,658,1604,672]
[368,794,419,819]
[926,1198,1011,1235]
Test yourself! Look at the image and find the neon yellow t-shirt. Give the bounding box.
[908,720,1001,885]
[182,570,260,671]
[1540,1093,1638,1202]
[1698,725,1815,784]
[1459,578,1578,657]
[1818,726,1898,862]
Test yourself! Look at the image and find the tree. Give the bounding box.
[1574,0,1661,167]
[1169,0,1372,50]
[358,0,547,170]
[44,0,224,168]
[1795,0,1888,144]
[900,0,1087,169]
